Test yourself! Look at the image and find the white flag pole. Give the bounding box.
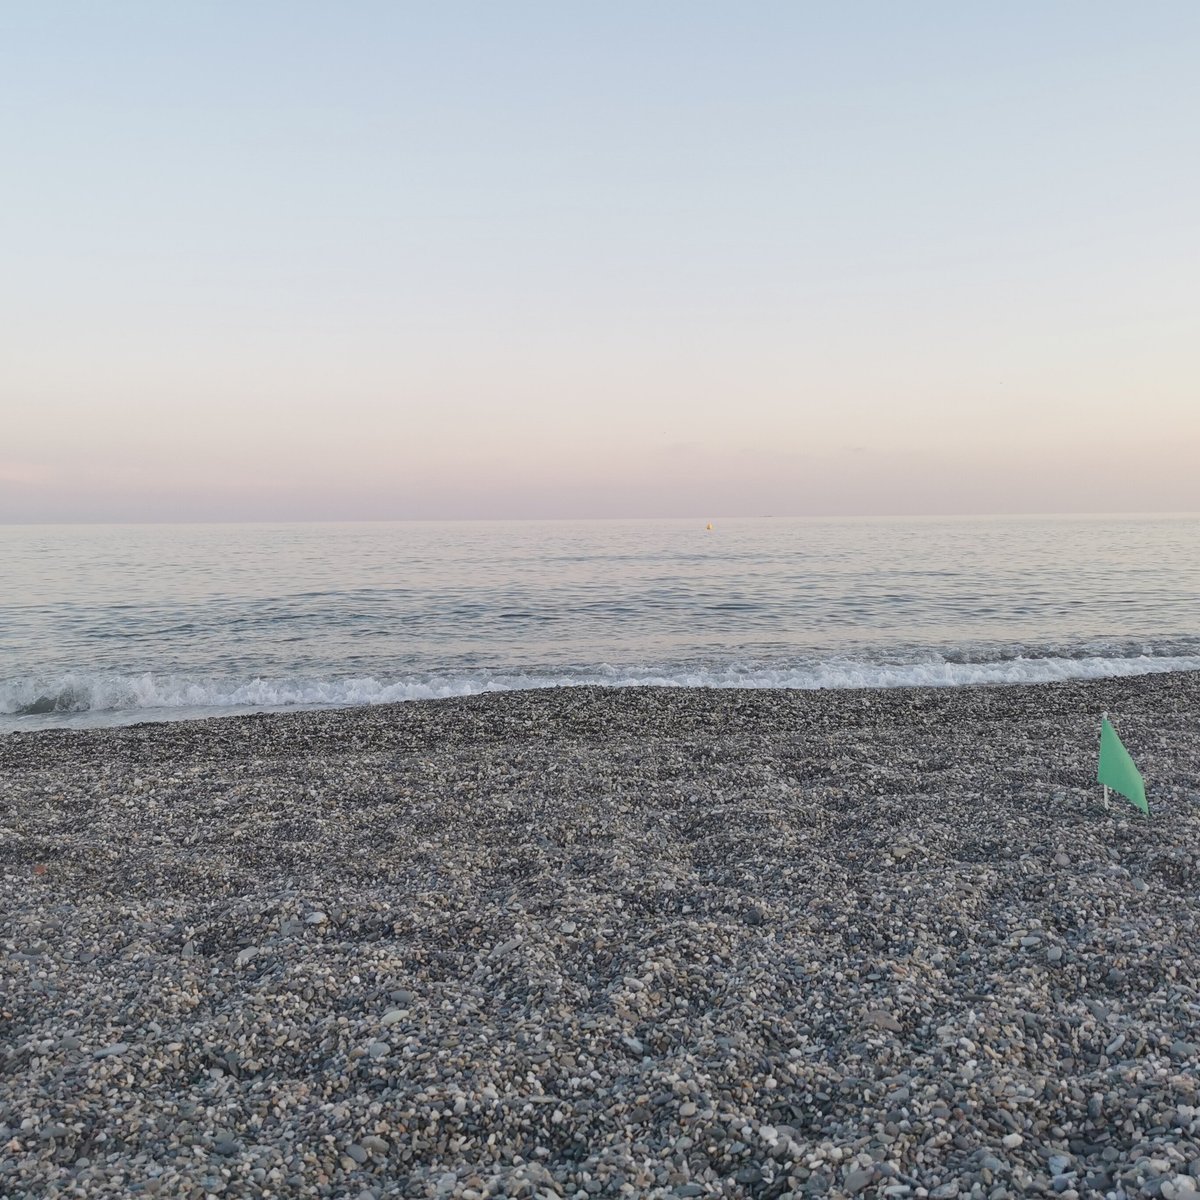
[1101,711,1110,810]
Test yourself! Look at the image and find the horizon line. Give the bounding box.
[3,509,1199,528]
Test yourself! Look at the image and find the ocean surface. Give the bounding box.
[2,515,1198,730]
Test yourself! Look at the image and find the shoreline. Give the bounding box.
[3,673,1200,1197]
[6,655,1200,735]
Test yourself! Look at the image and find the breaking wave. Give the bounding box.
[4,649,1200,724]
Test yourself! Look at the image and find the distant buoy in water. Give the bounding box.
[706,522,713,531]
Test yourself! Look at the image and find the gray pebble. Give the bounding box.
[845,1167,875,1193]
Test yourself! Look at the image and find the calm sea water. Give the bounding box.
[2,515,1198,730]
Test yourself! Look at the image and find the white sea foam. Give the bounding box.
[4,653,1200,725]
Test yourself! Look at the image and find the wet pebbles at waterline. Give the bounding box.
[2,672,1200,1199]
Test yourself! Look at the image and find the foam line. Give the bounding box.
[4,653,1200,718]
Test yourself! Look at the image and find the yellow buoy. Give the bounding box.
[706,522,713,531]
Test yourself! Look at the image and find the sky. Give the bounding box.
[2,2,1198,521]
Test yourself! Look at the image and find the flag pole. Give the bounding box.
[1099,710,1108,816]
[1101,712,1110,810]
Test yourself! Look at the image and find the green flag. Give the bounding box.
[1098,716,1147,814]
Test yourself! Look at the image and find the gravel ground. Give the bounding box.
[2,673,1200,1200]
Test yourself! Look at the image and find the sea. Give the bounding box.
[2,514,1198,731]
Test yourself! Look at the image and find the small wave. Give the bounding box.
[4,651,1200,722]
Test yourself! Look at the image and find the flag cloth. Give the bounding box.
[1098,717,1147,814]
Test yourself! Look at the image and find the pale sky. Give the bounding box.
[2,2,1197,521]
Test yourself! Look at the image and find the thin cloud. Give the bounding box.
[0,462,53,484]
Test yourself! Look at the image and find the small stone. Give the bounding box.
[560,920,577,934]
[1002,1133,1024,1149]
[344,1143,368,1164]
[367,1040,390,1058]
[1047,946,1063,963]
[489,936,521,960]
[305,911,328,925]
[1054,852,1071,866]
[678,1101,697,1118]
[380,1009,407,1027]
[845,1166,876,1193]
[361,1136,389,1154]
[1162,1179,1199,1200]
[865,1010,903,1033]
[621,1035,644,1055]
[93,1042,129,1058]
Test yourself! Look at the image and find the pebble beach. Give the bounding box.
[3,673,1200,1200]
